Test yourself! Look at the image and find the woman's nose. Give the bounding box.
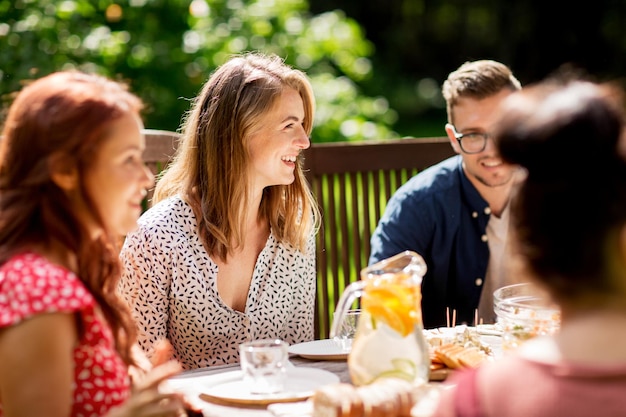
[295,127,310,149]
[143,165,155,188]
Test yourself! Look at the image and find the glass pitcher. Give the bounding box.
[330,250,430,386]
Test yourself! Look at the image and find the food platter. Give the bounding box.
[424,324,503,356]
[424,324,503,380]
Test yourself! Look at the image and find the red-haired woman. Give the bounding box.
[0,72,185,417]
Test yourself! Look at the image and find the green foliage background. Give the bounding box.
[0,0,400,142]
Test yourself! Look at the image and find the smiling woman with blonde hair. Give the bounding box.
[119,52,320,369]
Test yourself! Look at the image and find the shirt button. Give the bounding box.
[472,211,478,218]
[484,207,491,215]
[481,234,488,242]
[475,278,483,286]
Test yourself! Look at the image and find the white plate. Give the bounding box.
[288,339,349,360]
[167,367,339,406]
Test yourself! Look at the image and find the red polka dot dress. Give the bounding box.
[0,252,130,417]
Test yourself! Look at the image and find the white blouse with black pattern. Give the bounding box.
[118,196,316,369]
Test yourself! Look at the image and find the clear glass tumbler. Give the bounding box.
[239,339,288,394]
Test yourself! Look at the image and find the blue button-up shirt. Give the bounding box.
[369,156,490,329]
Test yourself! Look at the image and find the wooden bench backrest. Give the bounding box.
[142,130,456,339]
[142,129,180,201]
[303,138,455,338]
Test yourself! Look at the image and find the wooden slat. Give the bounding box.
[350,172,361,279]
[361,172,372,265]
[313,177,327,339]
[325,174,339,332]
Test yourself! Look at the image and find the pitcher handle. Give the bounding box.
[329,280,366,339]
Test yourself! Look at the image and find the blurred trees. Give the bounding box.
[3,0,626,141]
[310,0,626,136]
[0,0,398,142]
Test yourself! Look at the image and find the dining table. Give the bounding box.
[168,354,451,417]
[167,325,501,417]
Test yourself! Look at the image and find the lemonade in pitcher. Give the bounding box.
[331,251,430,386]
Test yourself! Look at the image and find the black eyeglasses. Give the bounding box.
[449,125,491,154]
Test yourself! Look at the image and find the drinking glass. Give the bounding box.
[332,309,361,352]
[239,339,288,394]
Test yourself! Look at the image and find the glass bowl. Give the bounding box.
[493,283,561,351]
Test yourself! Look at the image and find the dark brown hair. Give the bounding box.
[494,77,626,307]
[0,71,143,365]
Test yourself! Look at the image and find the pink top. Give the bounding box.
[0,252,130,417]
[432,351,626,417]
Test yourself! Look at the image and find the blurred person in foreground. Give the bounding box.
[0,72,189,417]
[370,60,525,328]
[432,76,626,416]
[118,52,320,369]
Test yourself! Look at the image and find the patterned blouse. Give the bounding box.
[118,196,316,369]
[0,252,130,417]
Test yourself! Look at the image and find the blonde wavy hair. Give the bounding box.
[154,52,319,260]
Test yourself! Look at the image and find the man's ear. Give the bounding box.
[445,123,461,154]
[49,153,78,192]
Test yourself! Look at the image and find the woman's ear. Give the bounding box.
[49,153,78,192]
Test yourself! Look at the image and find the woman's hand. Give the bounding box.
[128,339,176,383]
[151,339,176,366]
[107,361,185,417]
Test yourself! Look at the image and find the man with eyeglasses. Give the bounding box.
[369,60,525,328]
